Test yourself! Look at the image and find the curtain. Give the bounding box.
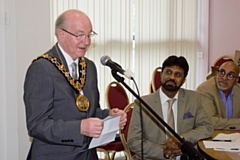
[50,0,199,109]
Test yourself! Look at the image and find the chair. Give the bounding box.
[235,50,240,68]
[105,81,129,110]
[234,50,240,83]
[119,103,135,160]
[206,55,234,80]
[97,141,125,160]
[150,67,162,93]
[97,81,129,160]
[212,55,234,67]
[149,83,154,93]
[206,66,219,80]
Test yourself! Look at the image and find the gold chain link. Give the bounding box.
[32,54,86,92]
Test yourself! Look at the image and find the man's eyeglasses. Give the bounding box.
[217,69,238,80]
[61,29,97,40]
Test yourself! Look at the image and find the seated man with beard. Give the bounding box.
[127,55,213,160]
[196,61,240,130]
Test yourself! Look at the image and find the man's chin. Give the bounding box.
[217,84,228,91]
[162,85,179,92]
[76,52,86,58]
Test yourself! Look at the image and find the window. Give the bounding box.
[51,0,199,108]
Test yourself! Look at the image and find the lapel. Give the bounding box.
[152,90,163,118]
[217,94,226,118]
[152,90,167,140]
[213,78,226,118]
[177,89,185,133]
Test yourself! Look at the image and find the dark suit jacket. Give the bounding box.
[127,88,213,160]
[196,77,240,130]
[24,44,109,160]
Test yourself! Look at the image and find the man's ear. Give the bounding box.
[57,29,65,40]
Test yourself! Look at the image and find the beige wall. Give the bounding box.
[209,0,240,67]
[1,0,51,159]
[16,0,51,159]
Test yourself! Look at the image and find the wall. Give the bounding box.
[1,0,51,159]
[209,0,240,66]
[16,0,51,159]
[1,0,240,159]
[0,0,18,159]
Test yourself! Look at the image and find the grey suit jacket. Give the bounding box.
[127,88,213,160]
[196,77,240,130]
[24,44,109,160]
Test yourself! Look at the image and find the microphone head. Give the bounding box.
[100,55,111,65]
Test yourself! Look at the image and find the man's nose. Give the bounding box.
[222,73,228,80]
[169,73,175,79]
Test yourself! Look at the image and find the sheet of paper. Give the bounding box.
[203,132,240,152]
[213,133,240,142]
[88,115,121,149]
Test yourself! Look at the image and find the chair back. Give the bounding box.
[97,82,130,160]
[206,66,219,80]
[105,81,129,110]
[149,82,154,93]
[213,55,234,67]
[151,67,162,92]
[119,103,135,160]
[235,50,240,67]
[206,55,234,80]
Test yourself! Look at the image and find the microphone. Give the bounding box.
[100,55,133,79]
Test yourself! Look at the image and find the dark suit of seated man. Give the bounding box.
[127,55,213,160]
[196,61,240,130]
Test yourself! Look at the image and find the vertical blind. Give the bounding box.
[50,0,198,109]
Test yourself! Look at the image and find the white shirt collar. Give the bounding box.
[57,43,79,67]
[159,87,179,103]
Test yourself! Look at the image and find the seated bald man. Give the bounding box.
[196,61,240,130]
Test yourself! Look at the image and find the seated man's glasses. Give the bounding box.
[217,69,237,80]
[61,29,97,40]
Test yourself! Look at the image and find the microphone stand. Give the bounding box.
[111,70,206,160]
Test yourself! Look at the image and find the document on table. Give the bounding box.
[88,115,121,149]
[203,132,240,152]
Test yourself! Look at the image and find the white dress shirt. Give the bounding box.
[58,43,79,78]
[58,44,84,95]
[159,87,179,131]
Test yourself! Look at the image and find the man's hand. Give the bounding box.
[161,138,182,159]
[81,118,104,138]
[109,108,127,129]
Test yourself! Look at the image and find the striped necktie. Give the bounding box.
[71,62,78,80]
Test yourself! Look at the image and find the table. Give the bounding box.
[197,130,240,160]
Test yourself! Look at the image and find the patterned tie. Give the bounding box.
[167,98,176,131]
[71,62,78,80]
